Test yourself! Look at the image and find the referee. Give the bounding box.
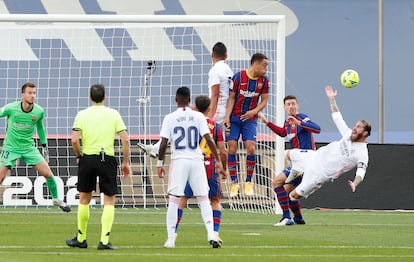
[66,84,132,250]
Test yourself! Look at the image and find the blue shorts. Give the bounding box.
[226,116,257,141]
[184,171,221,198]
[283,166,302,187]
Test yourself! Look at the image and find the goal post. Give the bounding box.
[0,14,285,214]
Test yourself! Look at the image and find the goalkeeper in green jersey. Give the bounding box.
[0,82,70,212]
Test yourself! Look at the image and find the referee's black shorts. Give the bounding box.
[77,154,119,196]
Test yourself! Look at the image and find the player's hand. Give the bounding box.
[157,167,165,178]
[325,85,337,99]
[42,147,49,163]
[257,112,269,124]
[348,180,356,192]
[221,169,229,180]
[240,110,255,121]
[121,162,132,179]
[287,116,301,126]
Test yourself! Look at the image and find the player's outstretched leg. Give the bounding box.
[53,199,71,212]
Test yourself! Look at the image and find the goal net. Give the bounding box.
[0,14,285,214]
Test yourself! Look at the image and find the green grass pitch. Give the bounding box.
[0,207,413,262]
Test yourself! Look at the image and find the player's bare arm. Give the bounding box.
[240,93,269,121]
[118,130,132,179]
[325,85,339,113]
[71,129,82,164]
[257,112,269,124]
[157,137,169,178]
[208,84,220,119]
[348,175,363,193]
[222,91,236,127]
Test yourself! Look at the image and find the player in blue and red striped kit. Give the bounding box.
[222,53,269,197]
[258,95,321,226]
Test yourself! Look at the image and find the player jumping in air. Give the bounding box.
[222,53,269,197]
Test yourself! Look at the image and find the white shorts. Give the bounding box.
[167,158,209,197]
[214,105,227,123]
[289,149,329,198]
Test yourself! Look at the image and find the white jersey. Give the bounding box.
[159,106,210,160]
[315,112,369,180]
[208,60,233,122]
[291,111,369,198]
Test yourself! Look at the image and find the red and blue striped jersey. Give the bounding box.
[230,70,269,119]
[266,113,321,150]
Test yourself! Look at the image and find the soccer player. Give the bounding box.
[0,82,70,212]
[207,42,234,123]
[157,87,224,249]
[287,85,370,201]
[175,95,227,244]
[222,53,269,197]
[137,42,233,159]
[66,84,132,250]
[257,95,321,226]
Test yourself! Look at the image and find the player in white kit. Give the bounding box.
[207,42,234,123]
[138,42,233,158]
[157,87,224,249]
[287,85,371,201]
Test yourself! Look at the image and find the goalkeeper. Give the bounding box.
[0,82,70,212]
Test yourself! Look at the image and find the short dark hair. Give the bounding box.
[361,120,371,137]
[195,95,211,114]
[283,95,298,104]
[176,86,191,105]
[212,42,227,58]
[90,84,105,103]
[21,82,36,93]
[250,53,268,65]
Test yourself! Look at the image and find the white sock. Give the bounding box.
[166,196,180,239]
[197,196,214,240]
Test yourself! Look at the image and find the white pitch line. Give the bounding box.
[0,245,413,250]
[0,251,413,259]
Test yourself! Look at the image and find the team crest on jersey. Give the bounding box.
[31,116,37,122]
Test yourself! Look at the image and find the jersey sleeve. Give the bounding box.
[298,114,321,134]
[198,113,211,137]
[0,104,10,118]
[332,111,352,138]
[72,112,82,131]
[36,111,47,145]
[266,121,287,137]
[208,67,220,88]
[114,111,127,133]
[159,115,170,140]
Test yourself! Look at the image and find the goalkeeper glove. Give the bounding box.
[41,144,49,163]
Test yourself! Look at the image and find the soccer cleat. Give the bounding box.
[216,234,223,244]
[163,238,175,248]
[209,239,222,248]
[285,170,304,184]
[66,237,88,248]
[273,217,295,227]
[244,182,254,196]
[97,241,117,250]
[294,217,306,225]
[137,142,157,158]
[229,183,240,198]
[53,199,71,213]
